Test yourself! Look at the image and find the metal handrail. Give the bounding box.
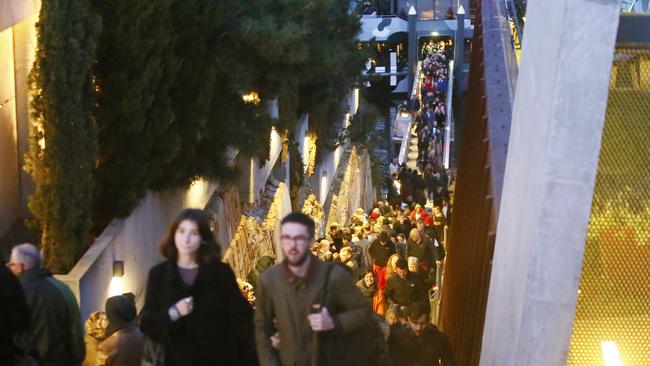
[506,0,524,42]
[622,0,638,12]
[398,61,421,165]
[444,60,454,169]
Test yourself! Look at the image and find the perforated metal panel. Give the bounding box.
[569,48,650,366]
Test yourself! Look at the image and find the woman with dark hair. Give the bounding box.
[356,270,377,301]
[139,209,257,365]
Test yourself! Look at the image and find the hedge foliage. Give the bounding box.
[27,0,367,271]
[25,0,101,273]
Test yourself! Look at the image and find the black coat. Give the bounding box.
[406,239,436,269]
[0,265,29,364]
[368,239,396,267]
[393,220,413,236]
[140,260,257,366]
[384,272,432,308]
[388,324,456,366]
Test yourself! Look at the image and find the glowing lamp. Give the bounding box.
[113,260,124,277]
[601,341,623,366]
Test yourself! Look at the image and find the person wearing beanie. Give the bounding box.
[96,294,144,366]
[369,231,396,268]
[368,231,396,316]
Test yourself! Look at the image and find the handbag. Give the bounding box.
[142,336,165,366]
[316,264,386,366]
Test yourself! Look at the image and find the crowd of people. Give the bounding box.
[0,46,456,366]
[307,201,450,319]
[301,194,325,238]
[251,44,457,364]
[387,42,454,212]
[255,211,456,366]
[1,207,454,366]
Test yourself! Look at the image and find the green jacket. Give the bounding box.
[255,256,370,366]
[19,267,85,365]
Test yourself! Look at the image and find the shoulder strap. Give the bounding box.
[319,263,335,307]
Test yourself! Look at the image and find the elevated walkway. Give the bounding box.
[359,15,474,41]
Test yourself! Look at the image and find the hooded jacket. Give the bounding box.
[96,295,144,366]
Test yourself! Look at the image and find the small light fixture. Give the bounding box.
[242,91,260,105]
[601,341,623,366]
[113,260,124,278]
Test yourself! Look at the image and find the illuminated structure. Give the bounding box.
[0,1,39,234]
[434,1,650,365]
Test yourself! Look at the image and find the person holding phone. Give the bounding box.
[140,209,256,365]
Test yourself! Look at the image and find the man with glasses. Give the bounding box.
[254,212,370,366]
[8,243,85,365]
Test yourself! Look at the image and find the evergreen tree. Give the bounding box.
[25,0,101,273]
[234,0,366,158]
[150,0,231,189]
[347,95,381,145]
[152,0,275,188]
[228,0,310,103]
[298,0,367,159]
[92,0,179,227]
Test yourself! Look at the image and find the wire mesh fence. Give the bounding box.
[569,48,650,366]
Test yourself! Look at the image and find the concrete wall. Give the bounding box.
[0,26,20,234]
[253,127,283,201]
[238,127,283,205]
[324,147,376,230]
[294,112,344,203]
[348,88,360,116]
[57,179,220,321]
[204,184,242,254]
[295,114,310,173]
[0,3,38,234]
[0,0,39,32]
[12,14,37,215]
[238,100,283,205]
[306,89,360,204]
[223,181,292,279]
[479,0,621,365]
[309,144,345,204]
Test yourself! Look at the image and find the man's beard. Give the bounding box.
[286,249,310,266]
